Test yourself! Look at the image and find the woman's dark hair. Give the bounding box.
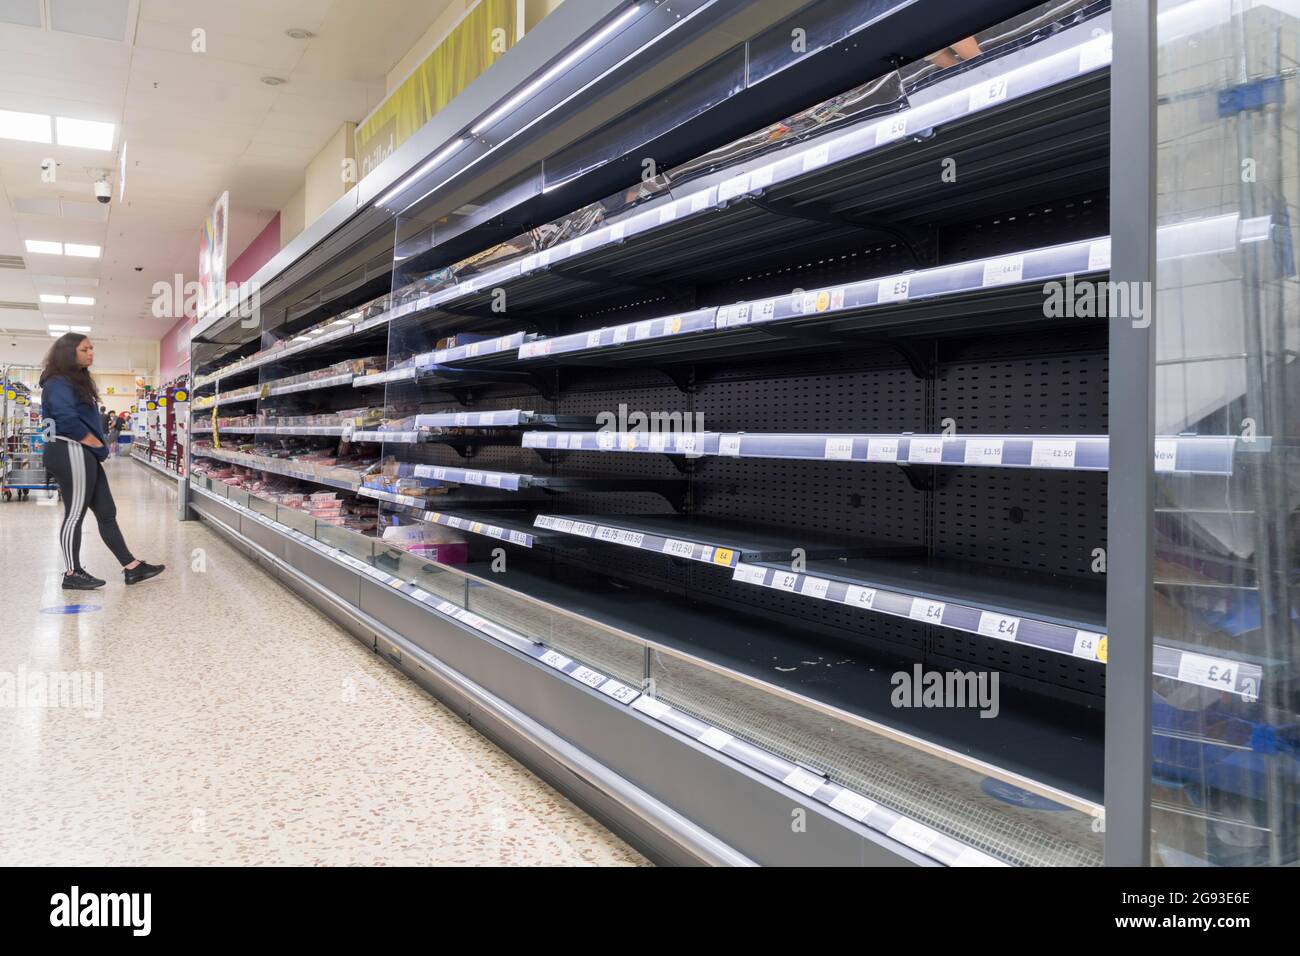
[39,333,98,406]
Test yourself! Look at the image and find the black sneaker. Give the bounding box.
[62,571,105,590]
[75,568,106,587]
[124,561,165,585]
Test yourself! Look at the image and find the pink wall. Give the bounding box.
[159,315,193,383]
[157,212,283,383]
[229,212,281,285]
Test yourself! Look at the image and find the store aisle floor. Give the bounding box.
[0,458,648,866]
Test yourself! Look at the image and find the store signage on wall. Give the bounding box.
[355,0,522,181]
[198,190,229,317]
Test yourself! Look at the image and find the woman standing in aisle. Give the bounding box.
[40,333,165,590]
[106,411,121,457]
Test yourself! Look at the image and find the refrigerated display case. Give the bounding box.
[180,0,1299,866]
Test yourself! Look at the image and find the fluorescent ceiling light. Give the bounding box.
[48,324,70,332]
[70,325,92,333]
[64,244,101,258]
[68,296,95,306]
[0,108,52,144]
[25,240,63,255]
[470,5,642,136]
[49,331,63,337]
[55,116,115,150]
[375,137,466,207]
[40,294,68,304]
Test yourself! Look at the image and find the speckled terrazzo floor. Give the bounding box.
[0,458,649,866]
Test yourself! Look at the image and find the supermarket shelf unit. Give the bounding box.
[183,1,1250,867]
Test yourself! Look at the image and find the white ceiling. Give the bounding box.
[0,0,455,367]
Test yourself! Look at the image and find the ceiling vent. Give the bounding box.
[0,301,40,310]
[0,256,27,270]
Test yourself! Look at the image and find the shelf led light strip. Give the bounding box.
[521,431,1241,476]
[534,515,738,567]
[408,508,535,548]
[730,562,1263,698]
[409,463,528,491]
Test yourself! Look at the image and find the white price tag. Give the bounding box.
[799,577,831,599]
[659,203,678,225]
[783,767,825,796]
[1078,33,1113,73]
[1072,630,1103,660]
[485,474,503,488]
[1088,238,1111,271]
[824,437,855,460]
[633,321,654,341]
[600,680,639,703]
[510,531,530,545]
[1176,652,1237,691]
[887,817,940,853]
[733,563,767,585]
[968,76,1008,111]
[876,112,909,145]
[977,611,1021,641]
[750,164,775,190]
[570,666,606,688]
[690,190,711,213]
[540,650,572,670]
[678,434,698,455]
[907,438,944,463]
[612,325,629,344]
[843,585,877,609]
[867,439,900,462]
[1154,439,1178,473]
[1031,439,1077,469]
[951,847,1004,867]
[754,298,777,323]
[719,435,742,457]
[553,518,575,533]
[596,526,621,542]
[632,696,672,719]
[620,531,645,548]
[597,431,616,450]
[586,329,603,349]
[982,255,1024,286]
[963,439,1004,466]
[663,538,696,559]
[772,571,800,592]
[719,174,751,201]
[909,598,946,623]
[698,727,733,751]
[877,275,911,303]
[829,789,877,822]
[802,143,831,172]
[572,522,597,538]
[648,432,668,452]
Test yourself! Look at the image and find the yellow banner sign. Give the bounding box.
[356,0,522,182]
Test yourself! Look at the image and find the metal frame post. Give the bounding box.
[1105,0,1156,866]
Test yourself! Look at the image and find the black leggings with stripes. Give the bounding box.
[43,438,136,573]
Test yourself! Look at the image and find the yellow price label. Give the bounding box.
[158,396,168,407]
[713,548,735,567]
[4,389,14,401]
[472,522,484,533]
[1096,636,1108,663]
